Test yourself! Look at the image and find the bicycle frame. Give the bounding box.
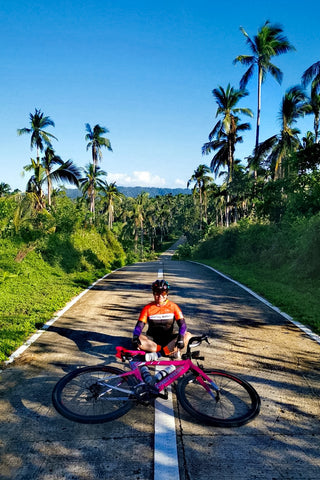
[114,346,219,399]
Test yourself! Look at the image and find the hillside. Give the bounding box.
[65,186,191,199]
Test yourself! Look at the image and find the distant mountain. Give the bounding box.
[65,186,191,199]
[117,186,191,197]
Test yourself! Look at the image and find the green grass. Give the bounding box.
[181,217,320,336]
[0,230,125,364]
[192,257,320,336]
[0,231,180,364]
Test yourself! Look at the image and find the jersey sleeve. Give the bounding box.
[138,304,150,324]
[173,303,184,320]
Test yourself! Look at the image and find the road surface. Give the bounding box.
[1,246,319,479]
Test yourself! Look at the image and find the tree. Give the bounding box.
[23,158,47,211]
[258,86,307,179]
[234,21,295,151]
[187,164,212,229]
[302,60,320,94]
[100,182,123,229]
[79,164,107,216]
[202,84,252,183]
[303,83,320,143]
[17,109,57,162]
[297,133,320,173]
[134,192,150,258]
[41,147,81,207]
[0,183,11,197]
[85,123,112,172]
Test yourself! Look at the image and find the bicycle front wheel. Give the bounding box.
[176,369,260,427]
[52,366,135,424]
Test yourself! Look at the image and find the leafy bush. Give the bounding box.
[174,242,193,260]
[0,222,126,362]
[191,216,320,334]
[293,214,320,278]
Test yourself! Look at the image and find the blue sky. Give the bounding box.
[1,0,319,191]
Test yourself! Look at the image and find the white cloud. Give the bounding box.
[175,178,188,188]
[108,171,166,187]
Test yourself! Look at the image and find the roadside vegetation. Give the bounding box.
[1,20,320,362]
[175,23,320,336]
[0,190,189,362]
[175,217,320,335]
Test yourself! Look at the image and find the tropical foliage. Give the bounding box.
[234,20,295,150]
[1,19,320,360]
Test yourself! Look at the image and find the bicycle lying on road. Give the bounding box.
[52,334,261,427]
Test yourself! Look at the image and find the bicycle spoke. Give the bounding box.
[52,366,135,423]
[176,370,260,427]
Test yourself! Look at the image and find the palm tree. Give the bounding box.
[303,85,320,143]
[85,123,112,172]
[42,147,81,206]
[17,109,57,162]
[202,84,253,183]
[79,164,107,215]
[0,182,11,196]
[23,158,47,210]
[100,182,123,229]
[234,21,295,150]
[125,192,150,257]
[258,86,307,179]
[12,193,36,234]
[301,131,316,149]
[187,164,212,228]
[302,60,320,94]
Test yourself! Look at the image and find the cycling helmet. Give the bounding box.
[152,279,170,294]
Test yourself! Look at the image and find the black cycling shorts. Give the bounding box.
[146,332,178,347]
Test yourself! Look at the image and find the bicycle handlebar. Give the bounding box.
[187,334,210,349]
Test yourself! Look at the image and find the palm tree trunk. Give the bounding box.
[256,67,263,152]
[47,175,52,207]
[226,196,230,228]
[140,220,144,260]
[198,181,203,230]
[315,115,319,143]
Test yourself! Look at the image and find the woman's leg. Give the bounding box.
[138,334,159,353]
[164,332,192,355]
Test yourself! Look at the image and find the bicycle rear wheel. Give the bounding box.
[176,369,260,427]
[52,366,135,424]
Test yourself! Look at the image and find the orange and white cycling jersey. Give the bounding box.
[139,299,184,333]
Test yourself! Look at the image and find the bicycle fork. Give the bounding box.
[194,374,220,402]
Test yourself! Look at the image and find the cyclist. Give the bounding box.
[132,279,191,357]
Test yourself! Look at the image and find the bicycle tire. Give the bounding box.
[176,369,260,427]
[52,365,135,424]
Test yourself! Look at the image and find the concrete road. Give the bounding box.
[0,246,319,480]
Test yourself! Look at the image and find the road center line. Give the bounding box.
[154,368,180,480]
[154,267,180,480]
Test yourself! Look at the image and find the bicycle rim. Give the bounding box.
[176,369,260,427]
[52,366,135,424]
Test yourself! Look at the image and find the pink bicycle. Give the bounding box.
[52,335,260,427]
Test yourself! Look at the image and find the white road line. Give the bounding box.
[153,267,180,479]
[192,261,320,346]
[154,370,180,480]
